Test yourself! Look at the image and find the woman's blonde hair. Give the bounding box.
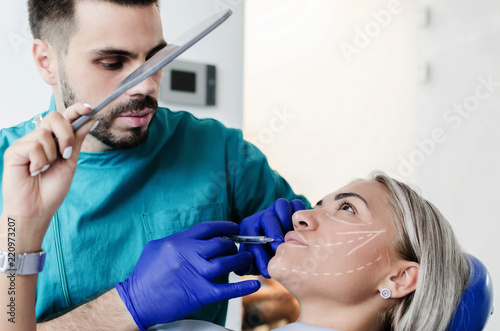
[371,171,469,331]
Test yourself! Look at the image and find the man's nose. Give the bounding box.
[126,73,160,97]
[292,210,320,231]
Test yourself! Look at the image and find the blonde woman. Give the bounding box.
[156,172,480,331]
[268,172,469,330]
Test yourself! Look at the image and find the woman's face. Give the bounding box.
[268,180,398,305]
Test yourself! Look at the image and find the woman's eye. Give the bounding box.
[339,203,355,214]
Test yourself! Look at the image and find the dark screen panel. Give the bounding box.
[171,70,196,93]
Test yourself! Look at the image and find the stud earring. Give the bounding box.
[380,288,391,299]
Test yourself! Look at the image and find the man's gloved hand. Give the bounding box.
[115,221,261,331]
[238,198,307,278]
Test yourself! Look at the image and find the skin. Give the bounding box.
[1,2,167,330]
[268,181,420,331]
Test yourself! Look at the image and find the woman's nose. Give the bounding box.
[292,210,319,231]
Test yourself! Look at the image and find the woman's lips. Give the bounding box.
[284,231,308,246]
[118,109,153,128]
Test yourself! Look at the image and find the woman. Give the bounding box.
[156,173,470,331]
[268,173,469,331]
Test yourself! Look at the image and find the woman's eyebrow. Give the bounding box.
[334,192,369,208]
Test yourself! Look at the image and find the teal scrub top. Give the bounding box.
[0,97,310,326]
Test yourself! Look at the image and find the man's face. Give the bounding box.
[58,1,166,149]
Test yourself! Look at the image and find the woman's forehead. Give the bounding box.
[323,180,388,204]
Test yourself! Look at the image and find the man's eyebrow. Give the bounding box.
[146,41,168,59]
[89,41,168,59]
[90,48,134,58]
[334,192,369,208]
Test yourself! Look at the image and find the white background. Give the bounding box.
[244,1,499,330]
[1,0,499,330]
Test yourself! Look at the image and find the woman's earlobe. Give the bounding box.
[32,39,57,85]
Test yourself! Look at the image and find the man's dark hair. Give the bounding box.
[28,0,160,53]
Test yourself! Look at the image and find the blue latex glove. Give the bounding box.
[115,221,261,331]
[238,198,306,278]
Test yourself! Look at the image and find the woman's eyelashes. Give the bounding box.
[337,199,356,214]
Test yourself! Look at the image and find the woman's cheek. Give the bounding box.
[314,229,390,277]
[268,229,390,282]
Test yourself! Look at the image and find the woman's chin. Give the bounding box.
[267,257,279,278]
[267,258,291,283]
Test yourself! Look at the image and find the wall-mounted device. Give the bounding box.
[159,60,216,106]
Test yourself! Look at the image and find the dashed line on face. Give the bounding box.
[276,255,383,278]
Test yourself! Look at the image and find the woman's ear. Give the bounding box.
[32,39,58,85]
[381,261,420,299]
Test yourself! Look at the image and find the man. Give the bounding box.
[0,0,308,330]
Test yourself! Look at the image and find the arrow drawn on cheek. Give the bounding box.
[335,230,387,256]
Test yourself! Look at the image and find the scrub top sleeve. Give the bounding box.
[0,116,44,214]
[228,130,310,222]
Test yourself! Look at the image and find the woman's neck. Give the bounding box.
[297,297,385,331]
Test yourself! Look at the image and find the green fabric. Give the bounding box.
[0,97,310,326]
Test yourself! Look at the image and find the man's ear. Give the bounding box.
[381,261,420,299]
[32,39,58,85]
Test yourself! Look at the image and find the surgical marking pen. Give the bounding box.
[223,235,275,244]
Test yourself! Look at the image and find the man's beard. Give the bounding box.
[60,63,158,150]
[88,96,158,149]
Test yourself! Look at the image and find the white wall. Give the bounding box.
[416,1,500,330]
[160,0,244,129]
[0,2,52,129]
[244,0,498,330]
[244,0,417,206]
[0,0,244,129]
